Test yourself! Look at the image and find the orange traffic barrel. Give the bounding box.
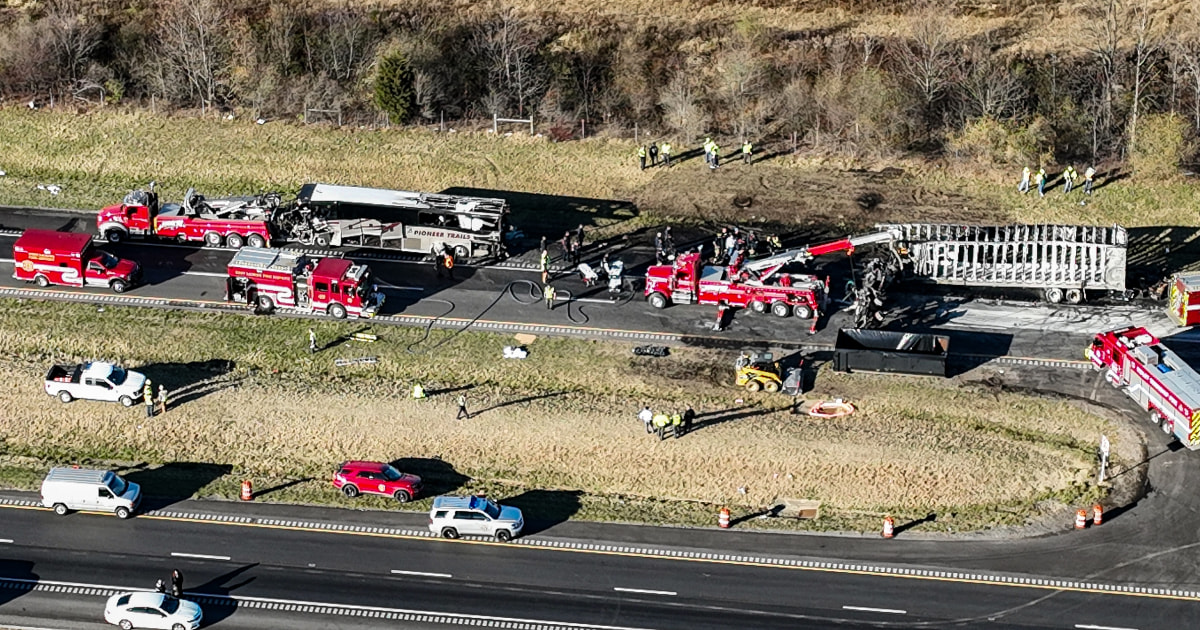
[882,516,895,538]
[718,507,731,529]
[240,480,253,501]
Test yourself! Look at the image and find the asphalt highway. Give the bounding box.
[1,504,1197,629]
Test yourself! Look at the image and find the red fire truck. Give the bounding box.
[98,185,274,248]
[644,229,899,324]
[225,248,384,319]
[13,229,141,293]
[1088,326,1200,449]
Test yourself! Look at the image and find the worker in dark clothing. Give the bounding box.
[170,570,183,598]
[682,405,695,435]
[569,240,580,265]
[540,235,547,252]
[560,231,571,259]
[456,394,470,420]
[155,580,166,594]
[443,252,455,280]
[663,226,675,256]
[575,224,585,251]
[648,142,659,167]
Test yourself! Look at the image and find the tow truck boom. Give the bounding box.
[743,228,900,283]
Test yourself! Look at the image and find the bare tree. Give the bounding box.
[659,73,707,141]
[1082,0,1125,139]
[307,6,377,83]
[960,44,1027,120]
[1173,0,1200,131]
[155,0,230,112]
[1128,1,1158,148]
[474,6,544,117]
[44,0,102,84]
[891,7,957,113]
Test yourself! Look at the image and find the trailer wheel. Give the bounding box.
[328,303,348,319]
[745,380,762,393]
[771,301,792,317]
[204,232,224,247]
[34,274,50,288]
[1044,287,1064,304]
[749,300,766,314]
[110,279,128,293]
[1065,288,1083,304]
[104,229,125,243]
[247,233,266,248]
[648,292,669,309]
[226,233,245,249]
[793,305,814,320]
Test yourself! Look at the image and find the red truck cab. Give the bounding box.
[13,229,141,293]
[645,251,824,320]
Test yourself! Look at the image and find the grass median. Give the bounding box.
[0,298,1136,534]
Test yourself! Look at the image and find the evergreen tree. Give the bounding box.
[374,51,415,124]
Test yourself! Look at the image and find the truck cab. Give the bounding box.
[13,229,141,293]
[302,257,384,319]
[97,188,159,243]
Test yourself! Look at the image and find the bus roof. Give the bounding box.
[297,183,507,218]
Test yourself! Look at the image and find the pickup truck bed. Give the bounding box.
[45,364,81,384]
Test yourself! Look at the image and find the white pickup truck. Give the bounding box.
[44,362,147,406]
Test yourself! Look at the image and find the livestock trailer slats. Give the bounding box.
[876,223,1127,291]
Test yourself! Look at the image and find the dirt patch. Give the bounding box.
[627,162,1012,231]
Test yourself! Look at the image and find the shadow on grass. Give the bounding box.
[137,359,239,410]
[425,384,475,398]
[0,559,38,607]
[189,563,258,626]
[692,404,775,433]
[253,477,315,499]
[471,391,569,417]
[390,457,470,497]
[893,512,937,536]
[501,489,583,536]
[119,462,233,512]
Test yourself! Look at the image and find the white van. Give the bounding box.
[40,467,141,519]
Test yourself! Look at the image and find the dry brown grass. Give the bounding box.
[0,299,1134,531]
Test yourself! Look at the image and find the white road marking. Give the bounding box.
[0,576,657,630]
[390,569,452,578]
[613,587,677,596]
[1075,625,1139,630]
[0,538,12,543]
[180,271,228,278]
[170,552,231,561]
[375,281,424,291]
[843,605,906,615]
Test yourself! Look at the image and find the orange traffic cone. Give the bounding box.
[1093,503,1103,526]
[882,516,894,538]
[1074,508,1087,529]
[718,507,731,529]
[240,480,253,501]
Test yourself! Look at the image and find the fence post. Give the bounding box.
[634,122,638,144]
[792,131,798,154]
[493,113,498,134]
[530,115,535,135]
[440,110,445,133]
[581,119,586,138]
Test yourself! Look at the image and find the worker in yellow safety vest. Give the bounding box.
[670,413,683,438]
[412,384,426,399]
[652,413,670,440]
[637,146,647,170]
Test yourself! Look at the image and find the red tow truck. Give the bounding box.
[97,185,274,248]
[13,229,141,293]
[644,229,899,324]
[225,247,384,319]
[1088,326,1200,449]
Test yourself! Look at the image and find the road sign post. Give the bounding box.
[1098,434,1111,484]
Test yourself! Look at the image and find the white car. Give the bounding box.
[104,592,202,630]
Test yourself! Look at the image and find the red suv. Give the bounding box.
[333,461,423,503]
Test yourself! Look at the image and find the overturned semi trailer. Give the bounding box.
[876,223,1127,304]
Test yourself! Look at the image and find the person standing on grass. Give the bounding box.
[653,412,670,440]
[703,137,714,166]
[661,141,672,167]
[683,405,695,434]
[742,140,753,165]
[1062,166,1075,194]
[670,412,683,438]
[710,143,720,169]
[648,141,659,167]
[637,145,647,170]
[1036,167,1046,197]
[412,383,426,399]
[456,394,470,420]
[544,284,556,309]
[638,406,654,434]
[1084,166,1096,194]
[1018,166,1030,194]
[144,380,154,418]
[157,385,168,415]
[309,328,317,354]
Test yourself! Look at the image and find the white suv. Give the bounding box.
[428,495,524,542]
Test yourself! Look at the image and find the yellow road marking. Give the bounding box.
[5,503,1193,602]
